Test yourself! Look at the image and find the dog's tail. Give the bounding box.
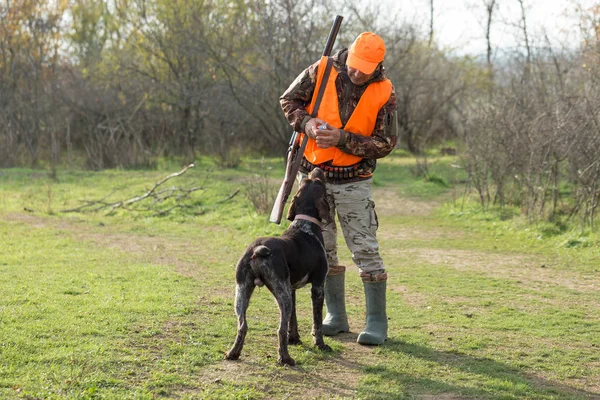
[250,245,271,287]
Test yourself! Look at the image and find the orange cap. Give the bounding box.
[347,32,386,75]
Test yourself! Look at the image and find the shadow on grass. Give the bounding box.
[209,333,597,399]
[355,338,597,400]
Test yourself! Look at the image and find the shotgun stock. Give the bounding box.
[269,15,343,224]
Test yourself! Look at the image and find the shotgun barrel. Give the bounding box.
[322,15,343,57]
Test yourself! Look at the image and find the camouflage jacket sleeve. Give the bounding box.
[337,86,398,160]
[279,59,320,132]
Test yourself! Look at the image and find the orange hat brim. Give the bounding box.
[347,50,379,75]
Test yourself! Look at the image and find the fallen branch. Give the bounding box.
[61,163,202,215]
[217,188,240,204]
[112,163,196,211]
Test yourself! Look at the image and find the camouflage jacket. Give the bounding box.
[280,48,398,182]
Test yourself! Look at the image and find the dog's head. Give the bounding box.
[286,168,330,224]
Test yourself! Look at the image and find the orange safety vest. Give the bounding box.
[302,56,393,167]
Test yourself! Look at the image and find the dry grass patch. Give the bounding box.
[400,248,600,295]
[374,186,442,217]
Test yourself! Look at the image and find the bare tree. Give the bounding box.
[516,0,532,77]
[428,0,434,48]
[484,0,497,74]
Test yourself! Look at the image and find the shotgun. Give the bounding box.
[269,15,343,224]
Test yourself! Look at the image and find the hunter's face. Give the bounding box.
[347,66,374,86]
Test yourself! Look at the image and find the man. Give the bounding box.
[280,32,398,345]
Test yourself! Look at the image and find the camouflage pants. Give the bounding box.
[298,173,385,275]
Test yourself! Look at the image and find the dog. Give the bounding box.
[225,168,331,366]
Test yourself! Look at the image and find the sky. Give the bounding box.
[380,0,596,57]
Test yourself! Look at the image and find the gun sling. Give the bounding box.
[310,57,334,119]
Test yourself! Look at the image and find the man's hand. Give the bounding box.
[304,117,327,139]
[305,118,343,149]
[315,123,342,149]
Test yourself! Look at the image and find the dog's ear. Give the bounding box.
[309,168,326,183]
[316,194,330,224]
[286,179,308,222]
[286,192,298,222]
[307,168,329,223]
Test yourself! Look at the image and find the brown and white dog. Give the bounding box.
[225,168,331,366]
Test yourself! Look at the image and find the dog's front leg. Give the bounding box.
[287,289,302,345]
[225,281,254,360]
[274,282,295,366]
[311,284,332,352]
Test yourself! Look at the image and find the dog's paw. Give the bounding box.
[278,356,296,366]
[288,336,303,345]
[224,351,240,361]
[318,344,332,352]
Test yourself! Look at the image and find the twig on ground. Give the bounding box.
[217,188,240,204]
[60,163,204,215]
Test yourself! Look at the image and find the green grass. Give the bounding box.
[439,199,600,273]
[0,155,599,399]
[0,221,214,398]
[373,152,466,200]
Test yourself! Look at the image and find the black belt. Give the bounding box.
[301,158,359,180]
